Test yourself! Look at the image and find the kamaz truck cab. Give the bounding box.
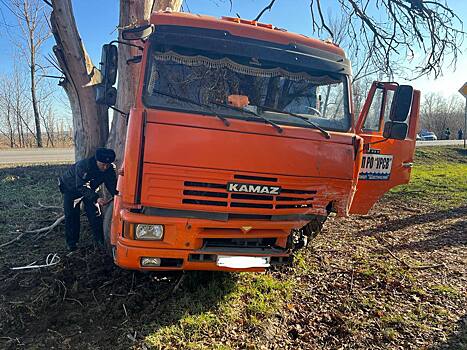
[97,12,420,272]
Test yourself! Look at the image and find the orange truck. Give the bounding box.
[96,12,420,272]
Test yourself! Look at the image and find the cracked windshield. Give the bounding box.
[144,49,350,131]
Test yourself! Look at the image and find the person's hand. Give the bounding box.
[97,198,109,206]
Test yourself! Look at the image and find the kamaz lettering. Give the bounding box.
[227,182,281,195]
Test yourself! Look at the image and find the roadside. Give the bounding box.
[0,140,464,165]
[0,147,465,349]
[0,148,74,164]
[416,140,465,147]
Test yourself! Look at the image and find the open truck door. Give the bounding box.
[350,82,420,214]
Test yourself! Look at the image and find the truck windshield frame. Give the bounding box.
[142,35,352,132]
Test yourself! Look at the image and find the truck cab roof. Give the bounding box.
[149,11,347,59]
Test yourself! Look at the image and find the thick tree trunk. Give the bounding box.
[50,0,108,161]
[50,0,182,162]
[106,0,153,165]
[107,0,182,166]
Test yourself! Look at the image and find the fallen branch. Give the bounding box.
[25,215,65,234]
[23,202,62,210]
[0,215,65,249]
[0,232,27,249]
[38,202,62,210]
[172,272,186,294]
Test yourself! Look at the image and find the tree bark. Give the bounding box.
[50,0,108,161]
[107,0,182,166]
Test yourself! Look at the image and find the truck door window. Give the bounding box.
[363,88,384,131]
[382,89,395,124]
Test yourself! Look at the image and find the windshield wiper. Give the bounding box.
[210,101,283,134]
[152,90,230,127]
[255,104,331,139]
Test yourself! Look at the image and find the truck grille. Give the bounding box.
[182,179,316,209]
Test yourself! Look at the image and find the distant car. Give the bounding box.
[416,134,422,141]
[420,131,437,141]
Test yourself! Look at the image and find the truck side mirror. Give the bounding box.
[383,121,408,140]
[389,85,413,122]
[96,44,118,106]
[100,44,118,85]
[122,24,154,41]
[96,85,117,106]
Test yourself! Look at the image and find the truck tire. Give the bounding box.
[103,201,114,257]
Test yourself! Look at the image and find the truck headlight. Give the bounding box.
[135,224,164,240]
[141,257,161,267]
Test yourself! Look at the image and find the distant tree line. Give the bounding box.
[0,66,72,148]
[0,0,73,149]
[419,93,465,139]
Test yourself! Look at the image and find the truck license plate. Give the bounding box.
[216,256,271,268]
[359,154,393,180]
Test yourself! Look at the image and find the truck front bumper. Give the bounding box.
[115,240,291,272]
[113,209,296,272]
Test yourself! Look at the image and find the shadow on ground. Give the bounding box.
[357,206,467,237]
[390,219,467,252]
[431,314,467,350]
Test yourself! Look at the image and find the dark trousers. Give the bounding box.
[63,192,104,247]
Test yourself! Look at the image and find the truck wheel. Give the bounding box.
[301,217,326,240]
[291,216,327,251]
[103,201,114,257]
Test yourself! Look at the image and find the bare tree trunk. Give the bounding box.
[41,107,55,148]
[29,36,43,147]
[107,0,182,166]
[15,94,23,147]
[0,77,16,147]
[19,117,25,147]
[8,0,56,149]
[50,0,108,161]
[6,104,15,148]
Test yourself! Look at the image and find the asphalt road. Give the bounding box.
[0,148,74,164]
[0,140,465,164]
[416,139,465,147]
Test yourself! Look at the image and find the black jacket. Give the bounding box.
[59,156,117,201]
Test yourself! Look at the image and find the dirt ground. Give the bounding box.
[0,156,465,349]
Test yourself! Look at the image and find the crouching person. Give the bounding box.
[58,148,117,251]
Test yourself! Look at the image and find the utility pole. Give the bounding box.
[459,83,467,149]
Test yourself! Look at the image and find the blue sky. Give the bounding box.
[0,0,466,97]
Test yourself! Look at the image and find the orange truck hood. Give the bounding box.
[143,110,356,179]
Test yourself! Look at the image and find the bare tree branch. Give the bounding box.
[309,0,464,78]
[254,0,276,22]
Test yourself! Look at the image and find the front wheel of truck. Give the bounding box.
[103,201,114,258]
[291,216,327,251]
